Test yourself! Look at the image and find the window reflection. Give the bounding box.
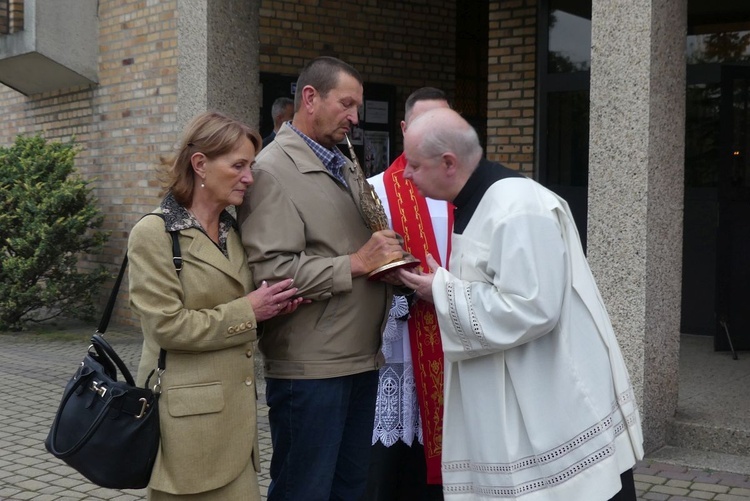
[546,91,590,186]
[687,31,750,64]
[686,83,720,187]
[548,8,591,73]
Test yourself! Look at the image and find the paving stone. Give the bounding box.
[693,482,732,494]
[637,474,669,485]
[15,479,47,491]
[696,475,724,484]
[643,492,671,500]
[663,470,704,481]
[689,490,718,499]
[715,495,750,501]
[669,479,696,489]
[652,484,692,496]
[0,487,23,498]
[30,495,61,501]
[9,491,38,500]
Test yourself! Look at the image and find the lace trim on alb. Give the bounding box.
[446,281,472,353]
[446,281,489,352]
[466,285,490,350]
[443,444,614,497]
[442,393,635,496]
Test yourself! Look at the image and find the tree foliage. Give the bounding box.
[0,135,109,330]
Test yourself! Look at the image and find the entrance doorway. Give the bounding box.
[716,65,750,351]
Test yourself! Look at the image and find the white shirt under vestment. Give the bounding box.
[368,171,450,447]
[433,176,644,500]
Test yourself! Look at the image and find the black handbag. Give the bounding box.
[45,214,179,489]
[44,333,162,489]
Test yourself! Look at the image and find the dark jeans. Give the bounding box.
[361,441,444,501]
[265,372,379,501]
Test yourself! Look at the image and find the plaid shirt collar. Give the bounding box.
[288,122,348,187]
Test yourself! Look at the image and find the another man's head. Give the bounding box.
[292,56,363,148]
[271,97,294,132]
[403,108,483,202]
[402,87,450,133]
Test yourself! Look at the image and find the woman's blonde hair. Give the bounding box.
[161,111,262,206]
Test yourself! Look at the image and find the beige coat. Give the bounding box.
[238,123,389,378]
[128,211,260,498]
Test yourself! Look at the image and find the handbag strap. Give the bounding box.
[91,333,137,386]
[96,213,180,373]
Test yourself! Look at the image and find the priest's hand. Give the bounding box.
[397,253,439,303]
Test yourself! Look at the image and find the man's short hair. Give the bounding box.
[271,97,294,120]
[294,56,363,111]
[404,87,449,123]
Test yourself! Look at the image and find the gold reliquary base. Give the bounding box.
[367,255,421,281]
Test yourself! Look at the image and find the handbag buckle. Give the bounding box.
[135,398,149,419]
[91,380,107,398]
[152,369,165,395]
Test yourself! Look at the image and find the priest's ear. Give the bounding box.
[442,151,459,177]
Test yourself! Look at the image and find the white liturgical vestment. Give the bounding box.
[433,160,644,501]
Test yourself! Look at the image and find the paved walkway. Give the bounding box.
[1,329,749,500]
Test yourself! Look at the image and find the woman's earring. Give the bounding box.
[200,182,205,188]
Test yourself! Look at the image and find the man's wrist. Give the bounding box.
[349,253,366,277]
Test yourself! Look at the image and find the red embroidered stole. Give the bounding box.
[383,154,454,485]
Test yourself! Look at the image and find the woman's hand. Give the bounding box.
[247,278,308,322]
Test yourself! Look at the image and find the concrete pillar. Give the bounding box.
[587,0,686,452]
[176,0,260,130]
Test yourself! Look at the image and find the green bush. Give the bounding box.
[0,135,109,331]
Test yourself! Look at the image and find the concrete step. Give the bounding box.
[647,445,750,476]
[667,416,750,457]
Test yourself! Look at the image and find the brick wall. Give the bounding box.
[0,1,7,34]
[487,0,536,175]
[259,0,456,149]
[8,0,20,32]
[0,0,179,327]
[0,0,22,34]
[0,0,462,327]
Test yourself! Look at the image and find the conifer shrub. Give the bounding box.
[0,135,109,330]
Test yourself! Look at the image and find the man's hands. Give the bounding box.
[397,253,440,303]
[247,278,308,322]
[350,229,405,277]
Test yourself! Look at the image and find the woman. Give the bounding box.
[128,111,303,500]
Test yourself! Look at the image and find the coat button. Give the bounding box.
[245,377,253,386]
[246,349,253,358]
[228,326,235,334]
[239,322,246,331]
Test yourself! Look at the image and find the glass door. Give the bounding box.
[715,65,750,351]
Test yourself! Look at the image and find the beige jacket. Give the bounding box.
[128,211,260,497]
[238,123,389,378]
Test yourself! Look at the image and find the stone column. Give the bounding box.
[176,0,260,130]
[587,0,686,452]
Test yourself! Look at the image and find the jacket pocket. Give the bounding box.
[167,382,225,417]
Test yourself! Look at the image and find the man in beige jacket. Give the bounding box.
[238,56,404,501]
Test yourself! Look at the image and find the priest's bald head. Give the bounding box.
[402,108,483,203]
